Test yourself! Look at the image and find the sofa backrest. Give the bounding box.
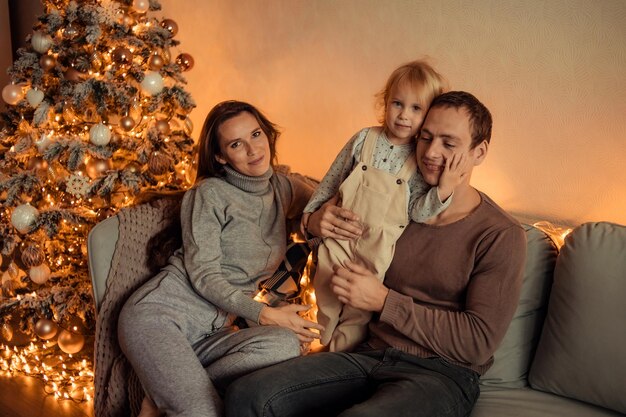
[480,224,559,388]
[529,222,626,415]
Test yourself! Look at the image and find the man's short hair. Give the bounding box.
[430,91,492,149]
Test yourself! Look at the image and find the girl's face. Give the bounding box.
[215,111,271,177]
[384,82,428,145]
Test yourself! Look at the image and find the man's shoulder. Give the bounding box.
[477,191,523,230]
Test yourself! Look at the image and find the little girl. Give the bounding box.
[118,101,322,417]
[302,59,465,352]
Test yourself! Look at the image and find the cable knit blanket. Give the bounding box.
[94,198,180,417]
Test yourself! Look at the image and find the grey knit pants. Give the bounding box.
[118,271,301,417]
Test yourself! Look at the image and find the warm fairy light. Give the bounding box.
[0,342,94,402]
[532,221,573,249]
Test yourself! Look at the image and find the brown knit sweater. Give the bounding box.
[368,192,527,375]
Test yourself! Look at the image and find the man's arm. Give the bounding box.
[382,225,526,364]
[333,225,526,365]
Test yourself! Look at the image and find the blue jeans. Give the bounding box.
[226,348,480,417]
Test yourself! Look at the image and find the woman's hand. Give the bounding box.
[331,260,389,313]
[259,304,324,343]
[307,195,363,240]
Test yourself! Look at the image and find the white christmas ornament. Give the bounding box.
[11,204,39,234]
[2,84,24,105]
[89,123,111,146]
[29,263,51,284]
[132,0,150,13]
[26,88,44,107]
[140,71,164,95]
[31,32,53,53]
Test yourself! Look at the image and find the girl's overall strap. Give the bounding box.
[360,126,383,165]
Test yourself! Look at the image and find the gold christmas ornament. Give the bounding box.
[112,47,133,65]
[31,32,53,53]
[89,123,112,146]
[120,115,136,131]
[11,203,39,234]
[64,23,78,39]
[148,53,164,70]
[29,263,51,284]
[148,151,172,176]
[39,54,56,71]
[183,117,194,135]
[64,67,82,82]
[85,157,112,179]
[26,88,45,107]
[2,84,24,105]
[57,329,85,354]
[175,53,194,71]
[155,119,170,134]
[160,19,179,36]
[21,243,45,268]
[122,13,135,26]
[162,48,171,64]
[90,51,104,71]
[35,318,58,340]
[124,161,142,174]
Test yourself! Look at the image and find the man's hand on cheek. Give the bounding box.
[331,260,389,313]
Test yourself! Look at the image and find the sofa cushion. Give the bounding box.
[529,222,626,414]
[480,224,558,388]
[472,387,624,417]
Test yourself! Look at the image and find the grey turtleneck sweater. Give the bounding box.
[164,165,315,324]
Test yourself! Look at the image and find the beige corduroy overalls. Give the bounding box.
[315,127,416,352]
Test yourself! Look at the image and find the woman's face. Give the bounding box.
[215,111,271,177]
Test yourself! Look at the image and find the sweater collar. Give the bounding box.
[223,164,273,193]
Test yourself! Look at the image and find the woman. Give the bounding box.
[118,100,323,417]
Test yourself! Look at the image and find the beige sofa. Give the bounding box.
[87,200,626,417]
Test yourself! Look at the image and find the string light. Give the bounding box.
[0,341,94,403]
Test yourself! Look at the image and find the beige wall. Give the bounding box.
[161,0,626,226]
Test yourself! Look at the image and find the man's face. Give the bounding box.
[416,106,483,186]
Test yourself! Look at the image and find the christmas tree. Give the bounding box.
[0,0,195,401]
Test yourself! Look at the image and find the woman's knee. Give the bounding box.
[262,326,301,361]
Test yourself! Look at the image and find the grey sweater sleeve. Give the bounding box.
[408,171,452,223]
[303,129,366,213]
[180,184,264,322]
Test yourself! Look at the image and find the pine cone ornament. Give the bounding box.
[21,243,45,268]
[148,152,173,176]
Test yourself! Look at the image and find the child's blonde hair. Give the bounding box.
[376,59,448,126]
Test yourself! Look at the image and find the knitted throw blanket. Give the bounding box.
[94,199,180,417]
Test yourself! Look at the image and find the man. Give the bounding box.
[226,91,527,417]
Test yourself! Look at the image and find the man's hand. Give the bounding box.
[331,260,389,313]
[437,153,470,202]
[307,195,363,240]
[259,304,324,343]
